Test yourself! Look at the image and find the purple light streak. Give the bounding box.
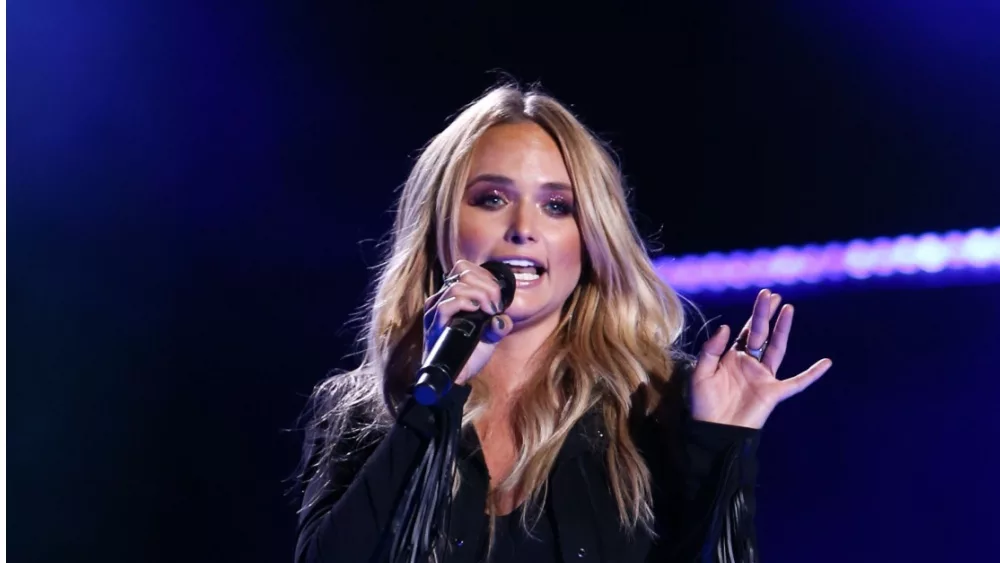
[655,227,1000,293]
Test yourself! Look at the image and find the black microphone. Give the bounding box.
[412,260,516,406]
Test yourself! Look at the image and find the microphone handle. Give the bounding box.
[412,312,489,406]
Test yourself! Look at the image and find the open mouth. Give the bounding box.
[500,259,547,283]
[512,267,545,282]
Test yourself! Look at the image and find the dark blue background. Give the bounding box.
[9,1,1000,561]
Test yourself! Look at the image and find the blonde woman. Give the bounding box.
[293,84,832,563]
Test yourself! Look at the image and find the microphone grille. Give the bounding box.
[480,261,516,310]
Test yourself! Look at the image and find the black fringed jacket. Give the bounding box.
[295,361,761,563]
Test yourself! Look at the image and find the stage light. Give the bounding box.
[654,227,1000,293]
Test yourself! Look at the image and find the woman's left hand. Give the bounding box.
[689,288,833,429]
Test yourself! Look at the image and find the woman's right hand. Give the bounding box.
[423,260,514,386]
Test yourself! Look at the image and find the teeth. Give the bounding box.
[502,259,539,268]
[514,272,540,282]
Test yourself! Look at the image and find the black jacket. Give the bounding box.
[295,365,761,563]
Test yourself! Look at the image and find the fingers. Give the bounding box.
[422,282,498,335]
[428,260,505,313]
[692,324,731,381]
[454,267,505,314]
[779,358,833,401]
[481,313,513,344]
[762,304,793,373]
[768,292,782,316]
[423,260,509,343]
[736,290,782,350]
[747,289,780,350]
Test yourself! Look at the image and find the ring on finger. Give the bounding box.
[442,272,463,288]
[745,339,768,361]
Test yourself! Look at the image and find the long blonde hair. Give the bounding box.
[298,82,688,541]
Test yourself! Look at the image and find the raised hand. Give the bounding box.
[689,288,833,429]
[423,260,514,386]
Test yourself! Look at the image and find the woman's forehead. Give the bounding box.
[467,123,571,187]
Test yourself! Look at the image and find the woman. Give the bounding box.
[293,84,832,563]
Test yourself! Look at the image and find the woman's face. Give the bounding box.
[456,122,583,330]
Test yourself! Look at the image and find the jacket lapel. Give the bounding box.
[551,408,656,563]
[550,409,607,561]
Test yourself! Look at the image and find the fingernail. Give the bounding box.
[493,301,502,314]
[471,299,480,308]
[496,317,505,330]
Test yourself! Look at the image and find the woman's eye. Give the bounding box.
[545,199,574,216]
[471,191,506,208]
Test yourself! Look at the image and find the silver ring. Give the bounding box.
[745,340,767,361]
[442,273,462,287]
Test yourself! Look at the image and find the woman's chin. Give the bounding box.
[503,303,560,330]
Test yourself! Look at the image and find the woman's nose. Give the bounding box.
[505,204,537,244]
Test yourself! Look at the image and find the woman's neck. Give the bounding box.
[472,314,561,506]
[478,312,561,403]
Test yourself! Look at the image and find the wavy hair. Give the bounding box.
[297,82,688,544]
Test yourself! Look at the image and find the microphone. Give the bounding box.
[412,260,516,406]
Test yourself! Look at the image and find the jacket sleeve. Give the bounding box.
[640,357,762,563]
[664,417,761,563]
[294,384,472,563]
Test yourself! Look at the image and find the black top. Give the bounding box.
[459,420,561,563]
[487,503,559,563]
[294,361,761,563]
